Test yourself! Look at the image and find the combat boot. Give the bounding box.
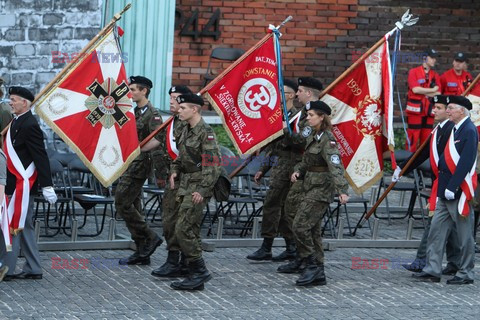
[246,238,274,261]
[151,251,181,277]
[119,241,151,265]
[277,256,305,273]
[179,252,189,276]
[272,238,296,261]
[295,255,326,286]
[170,257,212,291]
[138,234,163,259]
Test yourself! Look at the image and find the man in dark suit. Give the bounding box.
[0,86,57,281]
[413,95,477,284]
[393,95,459,273]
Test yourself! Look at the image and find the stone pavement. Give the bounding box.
[1,246,479,319]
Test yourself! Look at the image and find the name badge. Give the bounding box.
[447,82,458,87]
[417,79,426,84]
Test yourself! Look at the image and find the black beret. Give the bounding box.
[305,100,331,115]
[298,77,323,91]
[169,85,192,95]
[283,78,298,93]
[447,95,472,110]
[424,48,438,58]
[454,52,467,62]
[433,95,448,105]
[9,86,34,102]
[176,93,204,106]
[129,76,153,89]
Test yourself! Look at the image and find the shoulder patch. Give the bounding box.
[207,135,215,140]
[154,117,161,121]
[301,126,312,137]
[330,154,340,165]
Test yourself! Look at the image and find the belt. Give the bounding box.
[307,166,328,172]
[182,166,202,174]
[277,149,303,157]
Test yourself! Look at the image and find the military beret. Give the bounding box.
[9,86,35,102]
[424,48,438,58]
[176,93,204,106]
[283,78,298,93]
[169,85,192,95]
[447,95,472,110]
[298,77,323,91]
[129,76,153,89]
[305,100,331,116]
[454,52,467,62]
[433,95,448,105]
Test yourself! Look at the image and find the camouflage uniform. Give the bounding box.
[153,116,187,250]
[171,118,220,262]
[259,108,303,240]
[115,101,163,246]
[293,129,348,263]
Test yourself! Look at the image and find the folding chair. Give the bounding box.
[203,47,245,87]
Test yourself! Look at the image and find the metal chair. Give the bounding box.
[203,47,245,87]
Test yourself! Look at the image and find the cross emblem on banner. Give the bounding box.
[85,77,132,129]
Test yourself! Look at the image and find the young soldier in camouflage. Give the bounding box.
[248,79,301,262]
[142,85,192,277]
[280,100,349,286]
[117,76,163,265]
[168,93,221,291]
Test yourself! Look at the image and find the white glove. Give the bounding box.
[445,189,455,200]
[42,186,58,205]
[392,167,402,182]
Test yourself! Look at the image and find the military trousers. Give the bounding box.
[162,182,181,251]
[282,181,304,237]
[115,175,156,245]
[260,178,294,239]
[174,195,208,262]
[293,199,329,264]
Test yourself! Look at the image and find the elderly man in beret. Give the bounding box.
[117,76,164,266]
[413,95,477,284]
[1,86,57,281]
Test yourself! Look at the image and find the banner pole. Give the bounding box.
[463,73,480,97]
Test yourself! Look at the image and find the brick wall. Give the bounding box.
[0,0,101,93]
[173,0,480,105]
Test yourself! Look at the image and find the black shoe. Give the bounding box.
[0,266,8,282]
[402,262,424,273]
[272,238,296,262]
[247,238,274,261]
[14,272,43,280]
[119,252,151,265]
[412,271,440,283]
[170,257,212,291]
[446,276,474,285]
[2,274,15,281]
[295,256,326,287]
[152,251,182,278]
[277,257,305,274]
[441,264,459,276]
[138,234,163,259]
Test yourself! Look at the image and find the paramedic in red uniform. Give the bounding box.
[440,52,473,96]
[405,48,442,152]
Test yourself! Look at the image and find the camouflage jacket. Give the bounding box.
[152,115,187,181]
[125,101,164,179]
[171,118,221,198]
[259,107,304,183]
[295,129,349,203]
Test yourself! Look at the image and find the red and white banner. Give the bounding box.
[321,34,395,193]
[467,84,480,129]
[204,35,284,154]
[34,27,139,187]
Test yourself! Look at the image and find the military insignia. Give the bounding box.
[301,126,312,137]
[171,86,176,92]
[330,140,336,147]
[330,154,340,164]
[207,135,215,140]
[352,95,382,140]
[305,102,311,111]
[85,77,131,129]
[154,117,161,121]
